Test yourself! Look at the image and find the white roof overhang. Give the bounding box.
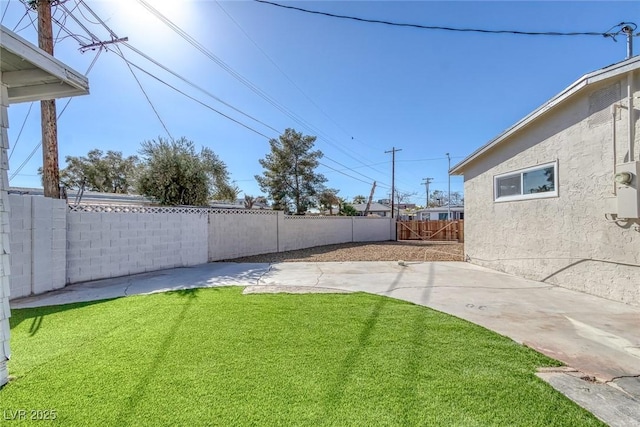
[1,25,89,104]
[450,56,640,175]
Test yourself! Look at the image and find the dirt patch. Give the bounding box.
[224,241,464,263]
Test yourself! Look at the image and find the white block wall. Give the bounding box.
[208,211,279,261]
[279,216,354,252]
[66,212,208,283]
[9,195,67,299]
[352,217,396,242]
[0,85,10,387]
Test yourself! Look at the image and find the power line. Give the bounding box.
[254,1,635,38]
[8,102,34,161]
[115,45,174,141]
[107,48,273,139]
[120,42,280,134]
[136,0,391,183]
[1,0,12,24]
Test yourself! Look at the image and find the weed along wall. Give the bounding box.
[8,195,395,300]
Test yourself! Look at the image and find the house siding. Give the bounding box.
[463,75,640,306]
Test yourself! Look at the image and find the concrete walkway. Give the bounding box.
[11,261,640,426]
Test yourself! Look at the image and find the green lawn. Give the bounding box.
[3,287,602,426]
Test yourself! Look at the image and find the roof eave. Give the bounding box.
[1,25,89,104]
[450,56,640,175]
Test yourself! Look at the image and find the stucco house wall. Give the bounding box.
[459,69,639,305]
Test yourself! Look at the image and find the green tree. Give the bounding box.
[339,201,358,216]
[54,149,139,193]
[317,188,340,215]
[137,137,234,206]
[255,128,327,214]
[352,195,366,204]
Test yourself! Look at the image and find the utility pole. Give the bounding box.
[422,177,433,207]
[446,153,451,221]
[622,24,634,59]
[37,0,60,198]
[385,147,402,218]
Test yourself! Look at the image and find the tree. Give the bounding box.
[352,195,366,204]
[428,190,464,207]
[243,194,255,209]
[255,128,327,214]
[52,149,139,193]
[317,188,340,215]
[339,201,358,216]
[137,137,234,206]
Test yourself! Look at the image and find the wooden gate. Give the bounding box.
[396,220,464,242]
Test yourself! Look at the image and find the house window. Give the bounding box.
[494,161,558,202]
[438,213,448,220]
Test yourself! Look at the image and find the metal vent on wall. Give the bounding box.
[589,82,621,127]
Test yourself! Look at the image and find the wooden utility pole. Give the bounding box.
[385,147,402,218]
[37,0,60,198]
[422,177,433,207]
[363,181,376,216]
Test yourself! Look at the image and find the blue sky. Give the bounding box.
[2,1,638,205]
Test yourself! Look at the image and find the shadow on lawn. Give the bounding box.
[115,288,198,425]
[9,299,117,333]
[323,268,407,413]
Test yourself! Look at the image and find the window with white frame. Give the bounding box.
[494,161,558,202]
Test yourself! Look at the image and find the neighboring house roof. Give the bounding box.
[416,206,464,213]
[351,202,391,213]
[1,25,89,103]
[450,55,640,175]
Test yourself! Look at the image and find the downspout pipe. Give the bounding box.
[628,71,635,162]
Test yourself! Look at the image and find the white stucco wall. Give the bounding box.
[66,211,208,283]
[0,85,10,387]
[462,75,640,305]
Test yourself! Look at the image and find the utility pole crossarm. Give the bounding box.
[80,37,129,52]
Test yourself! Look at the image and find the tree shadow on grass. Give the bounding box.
[9,299,117,333]
[323,268,406,414]
[114,290,197,425]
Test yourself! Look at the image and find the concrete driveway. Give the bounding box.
[11,261,640,426]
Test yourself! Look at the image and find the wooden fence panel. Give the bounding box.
[396,220,464,242]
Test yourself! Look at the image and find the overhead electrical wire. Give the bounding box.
[254,0,635,38]
[214,0,390,179]
[8,102,34,161]
[135,0,393,186]
[120,42,281,134]
[115,45,175,141]
[1,0,11,24]
[107,48,274,139]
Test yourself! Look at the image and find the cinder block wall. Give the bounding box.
[66,211,208,283]
[279,216,353,252]
[8,198,394,300]
[208,210,279,261]
[8,195,67,298]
